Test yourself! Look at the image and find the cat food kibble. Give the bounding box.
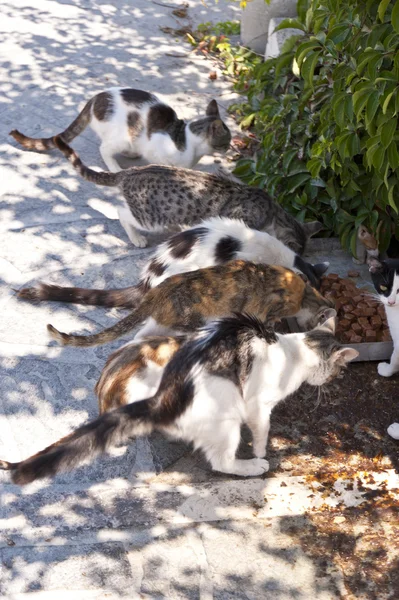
[320,273,391,344]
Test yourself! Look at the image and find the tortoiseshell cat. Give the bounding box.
[1,311,358,484]
[10,88,231,171]
[52,136,322,250]
[18,217,329,310]
[46,260,333,347]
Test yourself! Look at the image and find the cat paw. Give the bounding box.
[253,444,267,458]
[130,233,148,248]
[377,362,394,377]
[387,423,399,440]
[241,458,269,477]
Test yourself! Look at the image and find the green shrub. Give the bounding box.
[233,0,399,254]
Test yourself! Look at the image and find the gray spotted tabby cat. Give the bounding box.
[10,88,231,172]
[53,137,322,250]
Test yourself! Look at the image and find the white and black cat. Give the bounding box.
[368,257,399,440]
[19,217,329,310]
[10,88,231,171]
[0,311,358,484]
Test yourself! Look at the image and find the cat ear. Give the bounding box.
[302,221,323,238]
[312,262,329,277]
[210,119,226,136]
[368,257,383,273]
[206,99,220,117]
[315,308,337,332]
[332,347,359,365]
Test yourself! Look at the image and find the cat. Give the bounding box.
[51,136,322,250]
[18,217,330,310]
[368,257,399,378]
[368,257,399,440]
[96,334,188,414]
[9,88,231,172]
[0,311,358,484]
[46,260,334,347]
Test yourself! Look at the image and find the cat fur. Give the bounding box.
[18,217,329,311]
[0,311,358,484]
[46,260,334,347]
[10,88,231,171]
[52,136,322,252]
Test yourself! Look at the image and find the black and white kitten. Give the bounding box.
[369,257,399,440]
[10,88,231,171]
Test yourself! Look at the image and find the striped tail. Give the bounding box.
[53,136,118,186]
[18,281,148,309]
[47,300,152,347]
[9,99,93,151]
[0,400,154,485]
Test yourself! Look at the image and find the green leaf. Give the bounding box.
[347,132,361,158]
[380,117,397,147]
[388,183,398,213]
[286,173,311,193]
[327,24,351,45]
[383,91,395,114]
[350,228,359,257]
[365,91,380,128]
[392,0,399,34]
[387,141,399,169]
[356,50,380,75]
[274,18,306,33]
[378,0,392,22]
[297,0,310,23]
[306,157,323,178]
[353,87,373,120]
[240,113,256,128]
[372,146,386,171]
[334,96,346,128]
[282,149,298,173]
[296,41,321,67]
[301,51,321,88]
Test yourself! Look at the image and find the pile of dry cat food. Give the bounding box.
[320,273,391,344]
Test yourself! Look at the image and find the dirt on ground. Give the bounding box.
[269,361,399,600]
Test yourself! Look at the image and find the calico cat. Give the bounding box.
[10,88,231,171]
[46,260,334,347]
[0,311,358,484]
[18,217,330,310]
[96,334,188,414]
[52,136,322,250]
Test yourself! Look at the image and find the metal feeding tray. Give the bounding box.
[285,318,393,363]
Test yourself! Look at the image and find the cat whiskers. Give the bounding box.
[363,290,382,303]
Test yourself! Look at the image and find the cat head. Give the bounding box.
[189,100,232,152]
[293,256,329,289]
[304,309,358,386]
[368,257,399,307]
[295,285,335,329]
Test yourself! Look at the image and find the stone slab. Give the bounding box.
[265,17,304,59]
[241,0,297,54]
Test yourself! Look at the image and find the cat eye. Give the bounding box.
[380,285,387,291]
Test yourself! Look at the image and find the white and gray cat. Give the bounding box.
[0,311,358,484]
[52,136,322,251]
[10,88,231,171]
[368,257,399,440]
[19,217,329,309]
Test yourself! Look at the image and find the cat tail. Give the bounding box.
[47,296,153,346]
[53,136,118,186]
[0,399,155,484]
[18,281,148,309]
[9,99,93,151]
